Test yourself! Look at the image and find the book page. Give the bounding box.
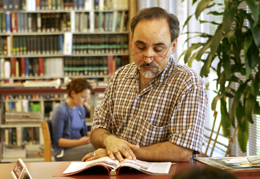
[119,159,171,174]
[63,157,119,174]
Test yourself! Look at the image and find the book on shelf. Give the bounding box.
[3,147,26,159]
[62,156,172,176]
[5,111,44,123]
[4,127,41,146]
[23,79,61,88]
[195,156,260,170]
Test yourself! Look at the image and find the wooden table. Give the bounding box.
[0,160,260,179]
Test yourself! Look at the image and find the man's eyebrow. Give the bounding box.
[135,41,166,46]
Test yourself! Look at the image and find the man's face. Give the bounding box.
[130,19,177,79]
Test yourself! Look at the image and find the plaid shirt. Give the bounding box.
[93,57,208,153]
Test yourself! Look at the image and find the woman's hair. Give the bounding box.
[130,7,180,42]
[66,78,92,97]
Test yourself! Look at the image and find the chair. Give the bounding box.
[41,120,52,162]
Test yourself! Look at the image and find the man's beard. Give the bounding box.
[138,62,161,78]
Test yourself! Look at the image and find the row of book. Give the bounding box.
[0,55,128,78]
[3,99,61,119]
[0,0,128,11]
[0,11,128,34]
[72,34,128,54]
[5,100,42,113]
[3,127,40,147]
[0,57,64,78]
[0,12,71,33]
[73,10,128,32]
[3,94,65,100]
[0,35,63,56]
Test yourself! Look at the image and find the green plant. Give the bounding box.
[180,0,260,153]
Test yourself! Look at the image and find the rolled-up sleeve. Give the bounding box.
[169,79,208,153]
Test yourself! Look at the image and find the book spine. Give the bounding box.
[20,57,25,77]
[37,13,41,32]
[38,57,44,76]
[13,0,20,10]
[1,58,5,78]
[27,13,32,32]
[15,60,19,77]
[36,0,41,10]
[10,58,16,77]
[25,57,29,77]
[5,12,11,33]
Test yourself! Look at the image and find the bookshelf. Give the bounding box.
[0,0,134,162]
[0,87,106,162]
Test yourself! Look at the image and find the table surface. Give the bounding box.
[1,159,260,179]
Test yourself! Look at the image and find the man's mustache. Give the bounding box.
[140,62,158,68]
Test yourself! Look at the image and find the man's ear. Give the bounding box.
[171,38,178,54]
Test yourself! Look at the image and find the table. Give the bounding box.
[0,160,260,179]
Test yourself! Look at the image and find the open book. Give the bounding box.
[195,155,260,170]
[63,156,172,175]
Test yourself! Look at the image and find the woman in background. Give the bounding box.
[52,78,95,161]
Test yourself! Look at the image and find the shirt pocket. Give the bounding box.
[140,119,169,146]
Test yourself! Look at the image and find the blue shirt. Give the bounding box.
[51,101,88,156]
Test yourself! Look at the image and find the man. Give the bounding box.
[82,7,208,162]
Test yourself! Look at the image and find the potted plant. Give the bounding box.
[180,0,260,153]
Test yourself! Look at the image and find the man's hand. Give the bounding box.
[82,148,108,161]
[104,135,139,162]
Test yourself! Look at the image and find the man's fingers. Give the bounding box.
[82,151,96,162]
[113,150,124,162]
[108,151,116,160]
[128,143,140,150]
[120,147,135,160]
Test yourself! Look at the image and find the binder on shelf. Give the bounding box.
[26,0,36,11]
[64,32,72,55]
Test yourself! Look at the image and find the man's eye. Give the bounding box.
[154,48,163,52]
[137,46,145,50]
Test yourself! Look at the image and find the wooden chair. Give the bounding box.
[41,121,52,162]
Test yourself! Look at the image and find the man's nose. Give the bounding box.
[143,49,154,63]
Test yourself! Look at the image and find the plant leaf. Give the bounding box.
[246,14,260,47]
[231,82,248,124]
[236,102,245,129]
[223,51,231,80]
[211,93,225,111]
[253,101,260,115]
[245,56,252,78]
[245,93,255,124]
[184,43,202,63]
[200,53,213,77]
[246,40,259,69]
[195,0,214,19]
[245,0,259,26]
[251,73,259,97]
[237,120,249,153]
[183,15,193,29]
[188,50,200,67]
[220,98,231,137]
[244,36,253,57]
[223,1,239,34]
[210,24,223,58]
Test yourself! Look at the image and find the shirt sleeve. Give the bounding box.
[92,76,114,132]
[169,78,208,154]
[51,105,67,148]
